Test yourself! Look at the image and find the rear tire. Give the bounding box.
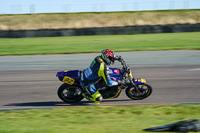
[57,83,84,103]
[126,83,152,100]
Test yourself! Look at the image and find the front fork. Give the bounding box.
[132,78,148,94]
[120,76,140,92]
[130,78,141,93]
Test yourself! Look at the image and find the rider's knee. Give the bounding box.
[96,95,103,102]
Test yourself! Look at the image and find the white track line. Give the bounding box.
[186,68,200,71]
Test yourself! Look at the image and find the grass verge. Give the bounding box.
[0,32,200,56]
[0,104,199,133]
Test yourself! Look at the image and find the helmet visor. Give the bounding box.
[108,56,115,64]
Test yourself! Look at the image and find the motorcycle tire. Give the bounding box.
[125,83,152,100]
[57,83,84,103]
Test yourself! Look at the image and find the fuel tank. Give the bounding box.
[109,67,123,80]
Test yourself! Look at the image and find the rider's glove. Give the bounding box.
[115,55,123,62]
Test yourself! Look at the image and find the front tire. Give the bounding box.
[57,83,84,103]
[126,83,152,100]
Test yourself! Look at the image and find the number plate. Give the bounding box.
[62,76,75,85]
[135,78,146,83]
[141,79,146,83]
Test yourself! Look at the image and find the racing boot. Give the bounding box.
[82,82,103,104]
[90,91,103,104]
[82,91,102,104]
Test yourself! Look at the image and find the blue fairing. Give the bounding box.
[57,70,81,85]
[109,67,123,80]
[134,78,147,85]
[57,68,123,84]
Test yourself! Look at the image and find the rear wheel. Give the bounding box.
[57,83,84,103]
[126,83,152,100]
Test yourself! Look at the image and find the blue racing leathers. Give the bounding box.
[81,56,118,104]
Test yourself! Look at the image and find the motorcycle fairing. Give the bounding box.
[109,67,123,80]
[56,70,81,85]
[134,78,147,84]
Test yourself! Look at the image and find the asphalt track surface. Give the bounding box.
[0,50,200,111]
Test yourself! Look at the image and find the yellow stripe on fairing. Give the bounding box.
[108,88,122,99]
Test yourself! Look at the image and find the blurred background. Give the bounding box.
[0,0,200,31]
[1,0,200,14]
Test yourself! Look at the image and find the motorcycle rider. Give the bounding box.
[81,49,119,104]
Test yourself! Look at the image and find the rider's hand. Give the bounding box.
[115,55,123,62]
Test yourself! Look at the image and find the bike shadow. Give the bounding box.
[4,101,92,107]
[4,99,132,107]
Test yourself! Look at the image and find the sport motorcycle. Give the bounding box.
[56,57,152,103]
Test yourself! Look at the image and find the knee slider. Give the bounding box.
[96,95,103,102]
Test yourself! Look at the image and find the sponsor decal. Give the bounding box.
[109,69,113,74]
[111,77,117,81]
[114,69,120,74]
[89,84,96,94]
[141,79,146,83]
[135,78,147,83]
[85,67,92,78]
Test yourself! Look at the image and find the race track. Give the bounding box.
[0,50,200,111]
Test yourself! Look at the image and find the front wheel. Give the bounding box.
[57,83,84,103]
[125,83,152,100]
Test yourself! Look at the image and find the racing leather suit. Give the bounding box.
[81,56,118,104]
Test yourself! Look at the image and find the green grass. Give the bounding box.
[0,32,200,56]
[0,104,199,133]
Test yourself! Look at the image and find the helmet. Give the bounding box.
[101,49,116,65]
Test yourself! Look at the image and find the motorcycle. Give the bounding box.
[56,57,152,103]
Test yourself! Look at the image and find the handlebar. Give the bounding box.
[115,55,131,74]
[115,56,127,69]
[115,55,139,91]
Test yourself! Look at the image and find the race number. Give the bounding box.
[62,76,75,85]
